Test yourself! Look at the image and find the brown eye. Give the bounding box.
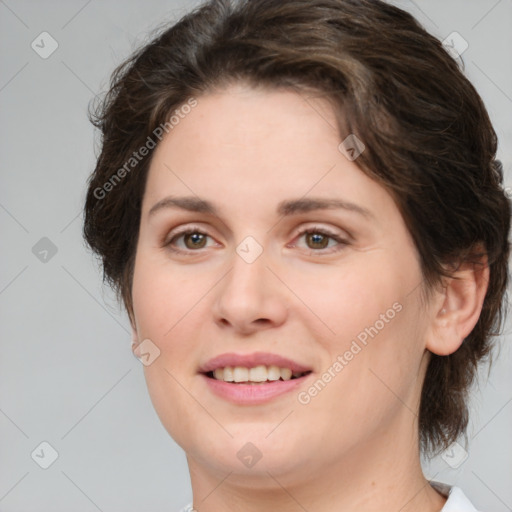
[183,232,207,249]
[165,228,214,253]
[305,232,330,249]
[291,227,349,254]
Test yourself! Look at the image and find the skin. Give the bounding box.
[129,83,489,512]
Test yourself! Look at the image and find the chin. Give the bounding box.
[181,423,319,480]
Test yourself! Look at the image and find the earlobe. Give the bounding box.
[425,253,489,356]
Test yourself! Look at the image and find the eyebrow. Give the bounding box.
[148,196,374,219]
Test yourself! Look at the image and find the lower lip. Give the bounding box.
[201,373,310,405]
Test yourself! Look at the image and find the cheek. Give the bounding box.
[131,249,205,339]
[289,249,425,402]
[131,253,209,445]
[281,250,411,346]
[306,283,425,424]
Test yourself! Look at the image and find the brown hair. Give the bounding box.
[83,0,510,455]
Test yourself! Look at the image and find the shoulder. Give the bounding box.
[432,481,482,512]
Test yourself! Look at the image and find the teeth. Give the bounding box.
[213,368,224,381]
[223,366,234,382]
[210,365,306,383]
[249,365,268,382]
[280,368,292,380]
[233,367,249,382]
[267,365,281,381]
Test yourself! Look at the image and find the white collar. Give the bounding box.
[432,481,481,512]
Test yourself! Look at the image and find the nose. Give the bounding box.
[211,247,288,335]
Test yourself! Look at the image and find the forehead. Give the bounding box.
[141,84,392,221]
[163,84,341,162]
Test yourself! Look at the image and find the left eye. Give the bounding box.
[293,228,347,252]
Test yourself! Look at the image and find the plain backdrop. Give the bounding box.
[0,1,511,511]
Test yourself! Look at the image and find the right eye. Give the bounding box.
[164,227,218,253]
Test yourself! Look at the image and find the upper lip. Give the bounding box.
[199,352,312,374]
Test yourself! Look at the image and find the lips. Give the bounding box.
[199,352,313,404]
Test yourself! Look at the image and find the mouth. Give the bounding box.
[203,365,312,384]
[199,352,313,404]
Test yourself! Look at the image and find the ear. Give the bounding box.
[425,250,489,356]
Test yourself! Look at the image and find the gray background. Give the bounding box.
[0,1,511,511]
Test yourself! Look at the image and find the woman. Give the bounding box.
[83,0,510,510]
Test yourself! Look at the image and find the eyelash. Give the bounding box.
[163,225,349,255]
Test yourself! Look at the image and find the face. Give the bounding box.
[130,83,432,484]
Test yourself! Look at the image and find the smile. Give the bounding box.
[199,352,313,404]
[207,365,310,383]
